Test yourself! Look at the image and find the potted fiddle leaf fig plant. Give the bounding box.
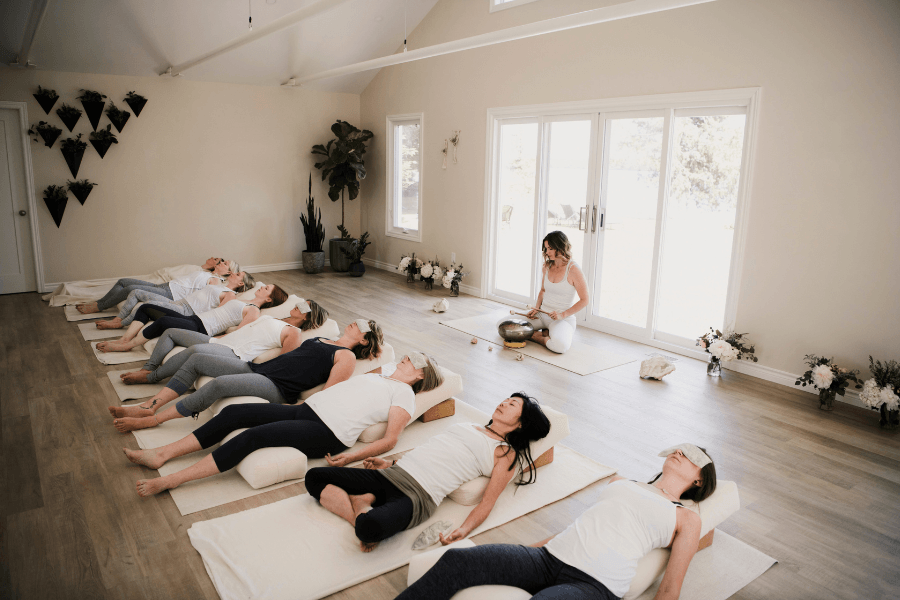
[106,102,131,133]
[43,184,68,228]
[56,103,82,132]
[67,179,97,205]
[311,120,374,272]
[60,134,87,178]
[300,174,326,274]
[78,89,107,131]
[27,121,62,148]
[33,86,59,114]
[89,124,118,158]
[124,91,147,117]
[341,231,370,277]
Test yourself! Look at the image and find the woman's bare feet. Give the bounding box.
[113,415,158,433]
[530,330,549,347]
[96,317,123,330]
[136,477,172,497]
[123,447,165,469]
[348,493,378,551]
[109,402,157,418]
[120,370,151,385]
[97,339,134,353]
[76,302,99,314]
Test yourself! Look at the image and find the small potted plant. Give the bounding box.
[419,258,442,290]
[795,355,862,411]
[67,179,97,205]
[78,89,107,131]
[442,263,468,297]
[124,91,147,117]
[399,253,420,284]
[43,184,68,228]
[27,121,62,148]
[89,124,118,158]
[60,134,87,178]
[106,102,131,133]
[859,356,900,429]
[341,232,370,277]
[56,103,83,132]
[299,175,325,274]
[696,328,758,376]
[33,86,59,114]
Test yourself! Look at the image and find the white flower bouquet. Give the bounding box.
[859,356,900,429]
[442,263,468,296]
[418,258,442,289]
[696,327,757,376]
[794,355,862,410]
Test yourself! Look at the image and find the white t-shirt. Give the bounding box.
[168,271,222,301]
[305,374,415,447]
[211,315,291,361]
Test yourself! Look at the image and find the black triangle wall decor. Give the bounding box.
[56,105,82,132]
[42,185,68,228]
[67,180,97,205]
[124,93,147,117]
[62,148,84,177]
[34,93,59,114]
[90,138,113,158]
[81,100,105,131]
[60,134,87,178]
[107,105,130,133]
[39,127,62,148]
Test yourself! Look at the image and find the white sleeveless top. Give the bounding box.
[545,480,680,597]
[542,260,579,313]
[397,422,505,507]
[210,315,291,361]
[180,285,228,315]
[199,300,252,336]
[168,271,222,301]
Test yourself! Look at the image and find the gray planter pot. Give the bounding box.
[302,251,325,274]
[329,239,353,272]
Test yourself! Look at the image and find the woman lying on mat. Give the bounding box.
[124,352,441,498]
[305,392,551,553]
[96,283,288,354]
[118,298,328,386]
[396,444,717,600]
[76,257,236,315]
[524,231,589,354]
[94,269,254,331]
[110,319,383,432]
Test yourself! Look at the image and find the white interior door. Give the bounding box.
[0,107,37,294]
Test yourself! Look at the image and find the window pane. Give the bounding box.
[544,120,591,269]
[396,123,420,230]
[495,122,538,298]
[655,115,746,339]
[595,117,664,327]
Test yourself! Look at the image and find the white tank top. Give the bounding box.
[545,480,680,597]
[180,285,228,315]
[542,261,578,313]
[397,422,505,507]
[168,271,222,301]
[210,315,291,361]
[199,300,251,336]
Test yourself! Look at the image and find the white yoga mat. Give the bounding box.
[44,264,201,306]
[441,310,635,376]
[188,445,615,600]
[635,530,776,600]
[107,369,168,402]
[65,305,119,322]
[132,401,515,516]
[78,322,121,340]
[91,341,151,365]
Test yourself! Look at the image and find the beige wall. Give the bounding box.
[359,0,900,376]
[0,69,360,284]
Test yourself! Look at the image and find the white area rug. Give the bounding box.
[78,322,121,340]
[106,369,168,402]
[441,310,635,376]
[188,445,615,600]
[65,305,118,322]
[132,401,524,516]
[635,530,776,600]
[91,341,150,365]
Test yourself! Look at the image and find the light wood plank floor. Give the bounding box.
[2,268,898,599]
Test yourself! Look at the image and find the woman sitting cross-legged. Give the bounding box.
[110,319,383,432]
[96,283,287,354]
[76,257,235,315]
[118,298,328,386]
[396,444,717,600]
[124,352,442,498]
[305,392,551,553]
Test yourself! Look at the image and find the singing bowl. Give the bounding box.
[497,317,535,342]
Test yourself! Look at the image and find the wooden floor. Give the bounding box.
[2,267,899,600]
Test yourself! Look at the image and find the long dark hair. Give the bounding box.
[542,230,572,266]
[487,392,551,487]
[649,446,717,502]
[263,285,289,308]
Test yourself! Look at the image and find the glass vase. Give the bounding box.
[450,280,460,297]
[407,268,417,284]
[423,277,433,290]
[706,357,721,377]
[818,389,836,411]
[880,404,900,429]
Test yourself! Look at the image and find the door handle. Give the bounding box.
[591,206,597,232]
[19,210,27,216]
[578,207,586,231]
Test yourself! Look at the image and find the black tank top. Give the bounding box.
[248,337,344,404]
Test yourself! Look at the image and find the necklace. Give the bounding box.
[484,424,506,440]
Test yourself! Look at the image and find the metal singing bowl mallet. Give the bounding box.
[497,316,534,349]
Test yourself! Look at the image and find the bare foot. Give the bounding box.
[121,370,151,385]
[113,416,158,433]
[96,318,123,330]
[109,404,155,418]
[530,330,549,347]
[359,540,379,553]
[97,340,133,353]
[76,302,99,314]
[136,477,172,497]
[350,493,376,519]
[123,447,165,470]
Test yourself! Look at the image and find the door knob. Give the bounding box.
[19,210,26,216]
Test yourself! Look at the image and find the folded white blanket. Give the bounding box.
[44,264,201,306]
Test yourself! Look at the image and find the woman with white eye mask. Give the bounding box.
[123,352,443,499]
[110,318,384,433]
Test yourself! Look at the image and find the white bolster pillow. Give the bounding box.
[219,426,309,489]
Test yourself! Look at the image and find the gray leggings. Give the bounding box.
[97,278,172,311]
[166,353,285,417]
[142,329,229,382]
[118,290,193,326]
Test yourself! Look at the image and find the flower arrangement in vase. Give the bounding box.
[858,356,900,429]
[419,259,442,290]
[442,263,468,297]
[696,328,757,376]
[795,355,862,411]
[399,253,422,283]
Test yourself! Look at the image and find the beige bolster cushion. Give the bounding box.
[357,365,464,443]
[407,540,530,599]
[447,406,570,506]
[219,426,308,490]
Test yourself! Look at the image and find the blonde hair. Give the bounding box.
[301,300,329,331]
[352,320,383,361]
[412,353,444,394]
[239,272,255,293]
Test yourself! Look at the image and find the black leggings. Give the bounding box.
[305,467,414,544]
[193,403,346,473]
[133,303,207,340]
[395,544,616,600]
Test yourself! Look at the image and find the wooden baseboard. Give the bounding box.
[421,398,455,422]
[698,528,714,551]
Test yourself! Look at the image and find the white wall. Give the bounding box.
[0,69,360,284]
[359,0,900,377]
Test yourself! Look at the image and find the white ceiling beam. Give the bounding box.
[291,0,718,86]
[11,0,50,67]
[164,0,356,77]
